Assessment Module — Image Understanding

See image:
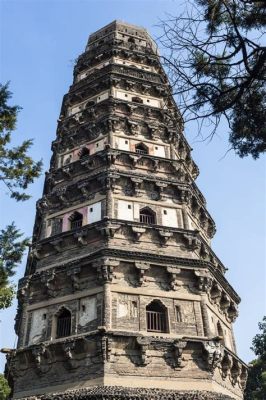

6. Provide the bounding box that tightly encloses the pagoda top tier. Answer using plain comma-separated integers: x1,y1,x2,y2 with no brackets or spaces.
86,20,158,54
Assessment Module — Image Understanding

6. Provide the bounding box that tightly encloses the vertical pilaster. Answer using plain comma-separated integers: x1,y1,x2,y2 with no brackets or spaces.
201,295,212,337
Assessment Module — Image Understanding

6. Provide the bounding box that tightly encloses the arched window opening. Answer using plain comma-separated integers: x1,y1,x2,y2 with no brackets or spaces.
139,207,156,225
128,37,135,44
78,147,90,159
56,308,71,338
69,211,83,230
132,96,143,104
217,321,224,344
146,300,168,333
135,143,148,155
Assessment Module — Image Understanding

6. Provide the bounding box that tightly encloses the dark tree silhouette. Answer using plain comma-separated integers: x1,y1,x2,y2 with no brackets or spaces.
159,0,266,158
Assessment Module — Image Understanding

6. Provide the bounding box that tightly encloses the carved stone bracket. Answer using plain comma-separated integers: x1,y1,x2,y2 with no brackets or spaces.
55,186,68,204
228,302,238,322
41,270,56,298
62,164,74,179
240,365,248,389
183,233,201,251
158,230,173,247
135,262,150,286
155,182,168,201
127,119,140,135
62,341,79,370
166,266,181,291
203,341,224,372
230,360,242,386
78,182,93,199
131,177,143,197
93,258,119,282
17,278,30,303
136,336,151,366
97,222,121,238
128,154,140,168
36,197,50,214
170,340,187,369
210,282,223,305
220,352,233,380
74,229,89,246
220,293,231,314
50,238,63,252
67,267,81,292
148,125,160,140
194,270,213,293
30,244,42,260
31,344,50,375
131,226,146,242
180,189,191,204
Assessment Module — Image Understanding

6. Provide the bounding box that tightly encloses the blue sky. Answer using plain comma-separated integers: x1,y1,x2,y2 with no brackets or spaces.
0,0,265,372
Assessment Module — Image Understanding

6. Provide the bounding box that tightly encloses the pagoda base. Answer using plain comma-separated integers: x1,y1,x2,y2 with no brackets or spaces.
15,386,234,400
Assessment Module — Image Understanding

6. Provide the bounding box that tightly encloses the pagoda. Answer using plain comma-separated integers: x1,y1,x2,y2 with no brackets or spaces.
6,21,248,400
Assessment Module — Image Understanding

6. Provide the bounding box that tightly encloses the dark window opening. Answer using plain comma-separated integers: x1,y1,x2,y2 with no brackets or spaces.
140,207,156,225
69,211,83,230
90,207,93,212
81,305,86,312
128,37,135,44
176,306,182,322
135,143,148,155
163,210,167,215
42,314,47,320
78,147,90,159
217,321,224,343
51,218,63,235
56,308,71,338
86,100,95,107
63,154,72,165
132,96,143,104
146,300,168,333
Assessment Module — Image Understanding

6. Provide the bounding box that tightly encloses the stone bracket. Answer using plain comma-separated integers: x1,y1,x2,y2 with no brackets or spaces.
136,336,151,366
166,266,181,291
135,262,150,286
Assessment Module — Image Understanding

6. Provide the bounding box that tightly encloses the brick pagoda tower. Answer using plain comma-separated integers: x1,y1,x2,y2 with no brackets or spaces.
6,21,247,400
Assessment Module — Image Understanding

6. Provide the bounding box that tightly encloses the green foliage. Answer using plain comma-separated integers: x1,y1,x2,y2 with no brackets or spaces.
160,0,266,158
0,223,29,309
0,82,42,309
0,374,11,400
244,317,266,399
0,82,42,201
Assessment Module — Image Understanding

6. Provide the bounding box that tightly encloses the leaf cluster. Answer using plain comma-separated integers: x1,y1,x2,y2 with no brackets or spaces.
0,82,42,309
0,374,11,400
159,0,266,158
0,82,42,201
0,223,29,309
244,317,266,399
